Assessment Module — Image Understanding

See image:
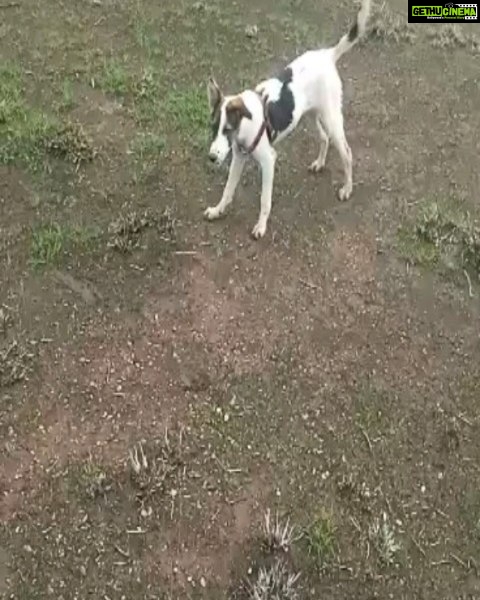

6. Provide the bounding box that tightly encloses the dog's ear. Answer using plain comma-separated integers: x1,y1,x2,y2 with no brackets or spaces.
225,96,252,130
207,77,223,114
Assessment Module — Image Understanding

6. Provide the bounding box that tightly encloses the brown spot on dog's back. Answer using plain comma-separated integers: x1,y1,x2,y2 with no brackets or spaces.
225,96,252,130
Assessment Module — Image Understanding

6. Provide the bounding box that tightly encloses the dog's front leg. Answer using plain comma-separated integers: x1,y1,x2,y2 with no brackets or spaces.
251,149,276,239
204,150,246,221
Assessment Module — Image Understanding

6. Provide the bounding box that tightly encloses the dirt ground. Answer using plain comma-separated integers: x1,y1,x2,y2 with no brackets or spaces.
1,0,479,598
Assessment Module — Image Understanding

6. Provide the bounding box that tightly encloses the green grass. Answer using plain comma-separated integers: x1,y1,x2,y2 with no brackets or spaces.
397,227,438,267
98,59,130,96
164,85,209,146
0,65,59,169
65,461,111,500
304,510,336,568
60,79,75,112
132,67,161,123
129,130,166,180
398,198,480,276
30,223,99,269
355,382,389,434
132,8,161,58
130,132,166,161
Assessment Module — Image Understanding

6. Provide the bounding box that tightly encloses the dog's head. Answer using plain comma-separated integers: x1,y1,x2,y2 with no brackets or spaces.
207,78,252,165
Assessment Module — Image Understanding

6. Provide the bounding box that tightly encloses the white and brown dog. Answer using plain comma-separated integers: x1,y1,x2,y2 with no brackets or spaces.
205,0,371,239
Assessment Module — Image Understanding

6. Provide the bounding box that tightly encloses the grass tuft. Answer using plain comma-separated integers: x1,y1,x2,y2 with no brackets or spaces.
0,306,12,337
130,131,166,161
0,340,34,388
304,509,336,568
262,509,298,553
30,223,98,269
108,207,176,253
127,429,185,505
249,560,300,600
369,512,401,566
164,86,209,146
370,2,416,43
44,121,97,165
30,224,67,267
66,461,112,500
131,5,161,58
132,67,161,123
0,65,58,169
98,59,130,96
398,198,480,277
59,79,75,112
428,24,479,51
355,381,389,434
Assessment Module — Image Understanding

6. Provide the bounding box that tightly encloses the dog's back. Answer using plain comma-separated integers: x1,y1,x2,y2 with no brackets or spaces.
256,0,371,142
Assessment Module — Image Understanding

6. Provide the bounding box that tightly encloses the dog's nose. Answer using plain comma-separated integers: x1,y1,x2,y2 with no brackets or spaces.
208,153,216,163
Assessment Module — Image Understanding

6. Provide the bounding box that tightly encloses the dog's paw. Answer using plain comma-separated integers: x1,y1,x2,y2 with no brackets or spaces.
308,158,325,173
337,184,352,202
204,206,222,220
251,221,267,239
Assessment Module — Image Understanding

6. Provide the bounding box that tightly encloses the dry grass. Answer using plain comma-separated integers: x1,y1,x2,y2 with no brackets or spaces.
0,340,34,387
108,207,176,253
0,306,13,337
44,121,97,166
369,512,401,566
128,429,186,506
249,560,300,600
428,24,480,51
262,509,298,553
369,2,416,43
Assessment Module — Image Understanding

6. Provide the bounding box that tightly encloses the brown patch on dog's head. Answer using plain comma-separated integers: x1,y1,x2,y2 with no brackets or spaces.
225,96,252,131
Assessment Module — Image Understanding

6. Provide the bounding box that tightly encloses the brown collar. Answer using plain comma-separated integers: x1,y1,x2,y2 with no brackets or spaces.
237,93,273,155
246,120,267,153
238,119,272,154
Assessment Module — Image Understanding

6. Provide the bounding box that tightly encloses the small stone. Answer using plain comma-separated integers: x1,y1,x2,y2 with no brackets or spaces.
245,24,258,38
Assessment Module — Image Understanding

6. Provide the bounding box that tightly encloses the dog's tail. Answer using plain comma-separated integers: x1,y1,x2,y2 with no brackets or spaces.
332,0,371,62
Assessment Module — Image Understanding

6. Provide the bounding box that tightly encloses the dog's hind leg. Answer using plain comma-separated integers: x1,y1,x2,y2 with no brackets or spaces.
308,115,329,173
321,105,352,201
